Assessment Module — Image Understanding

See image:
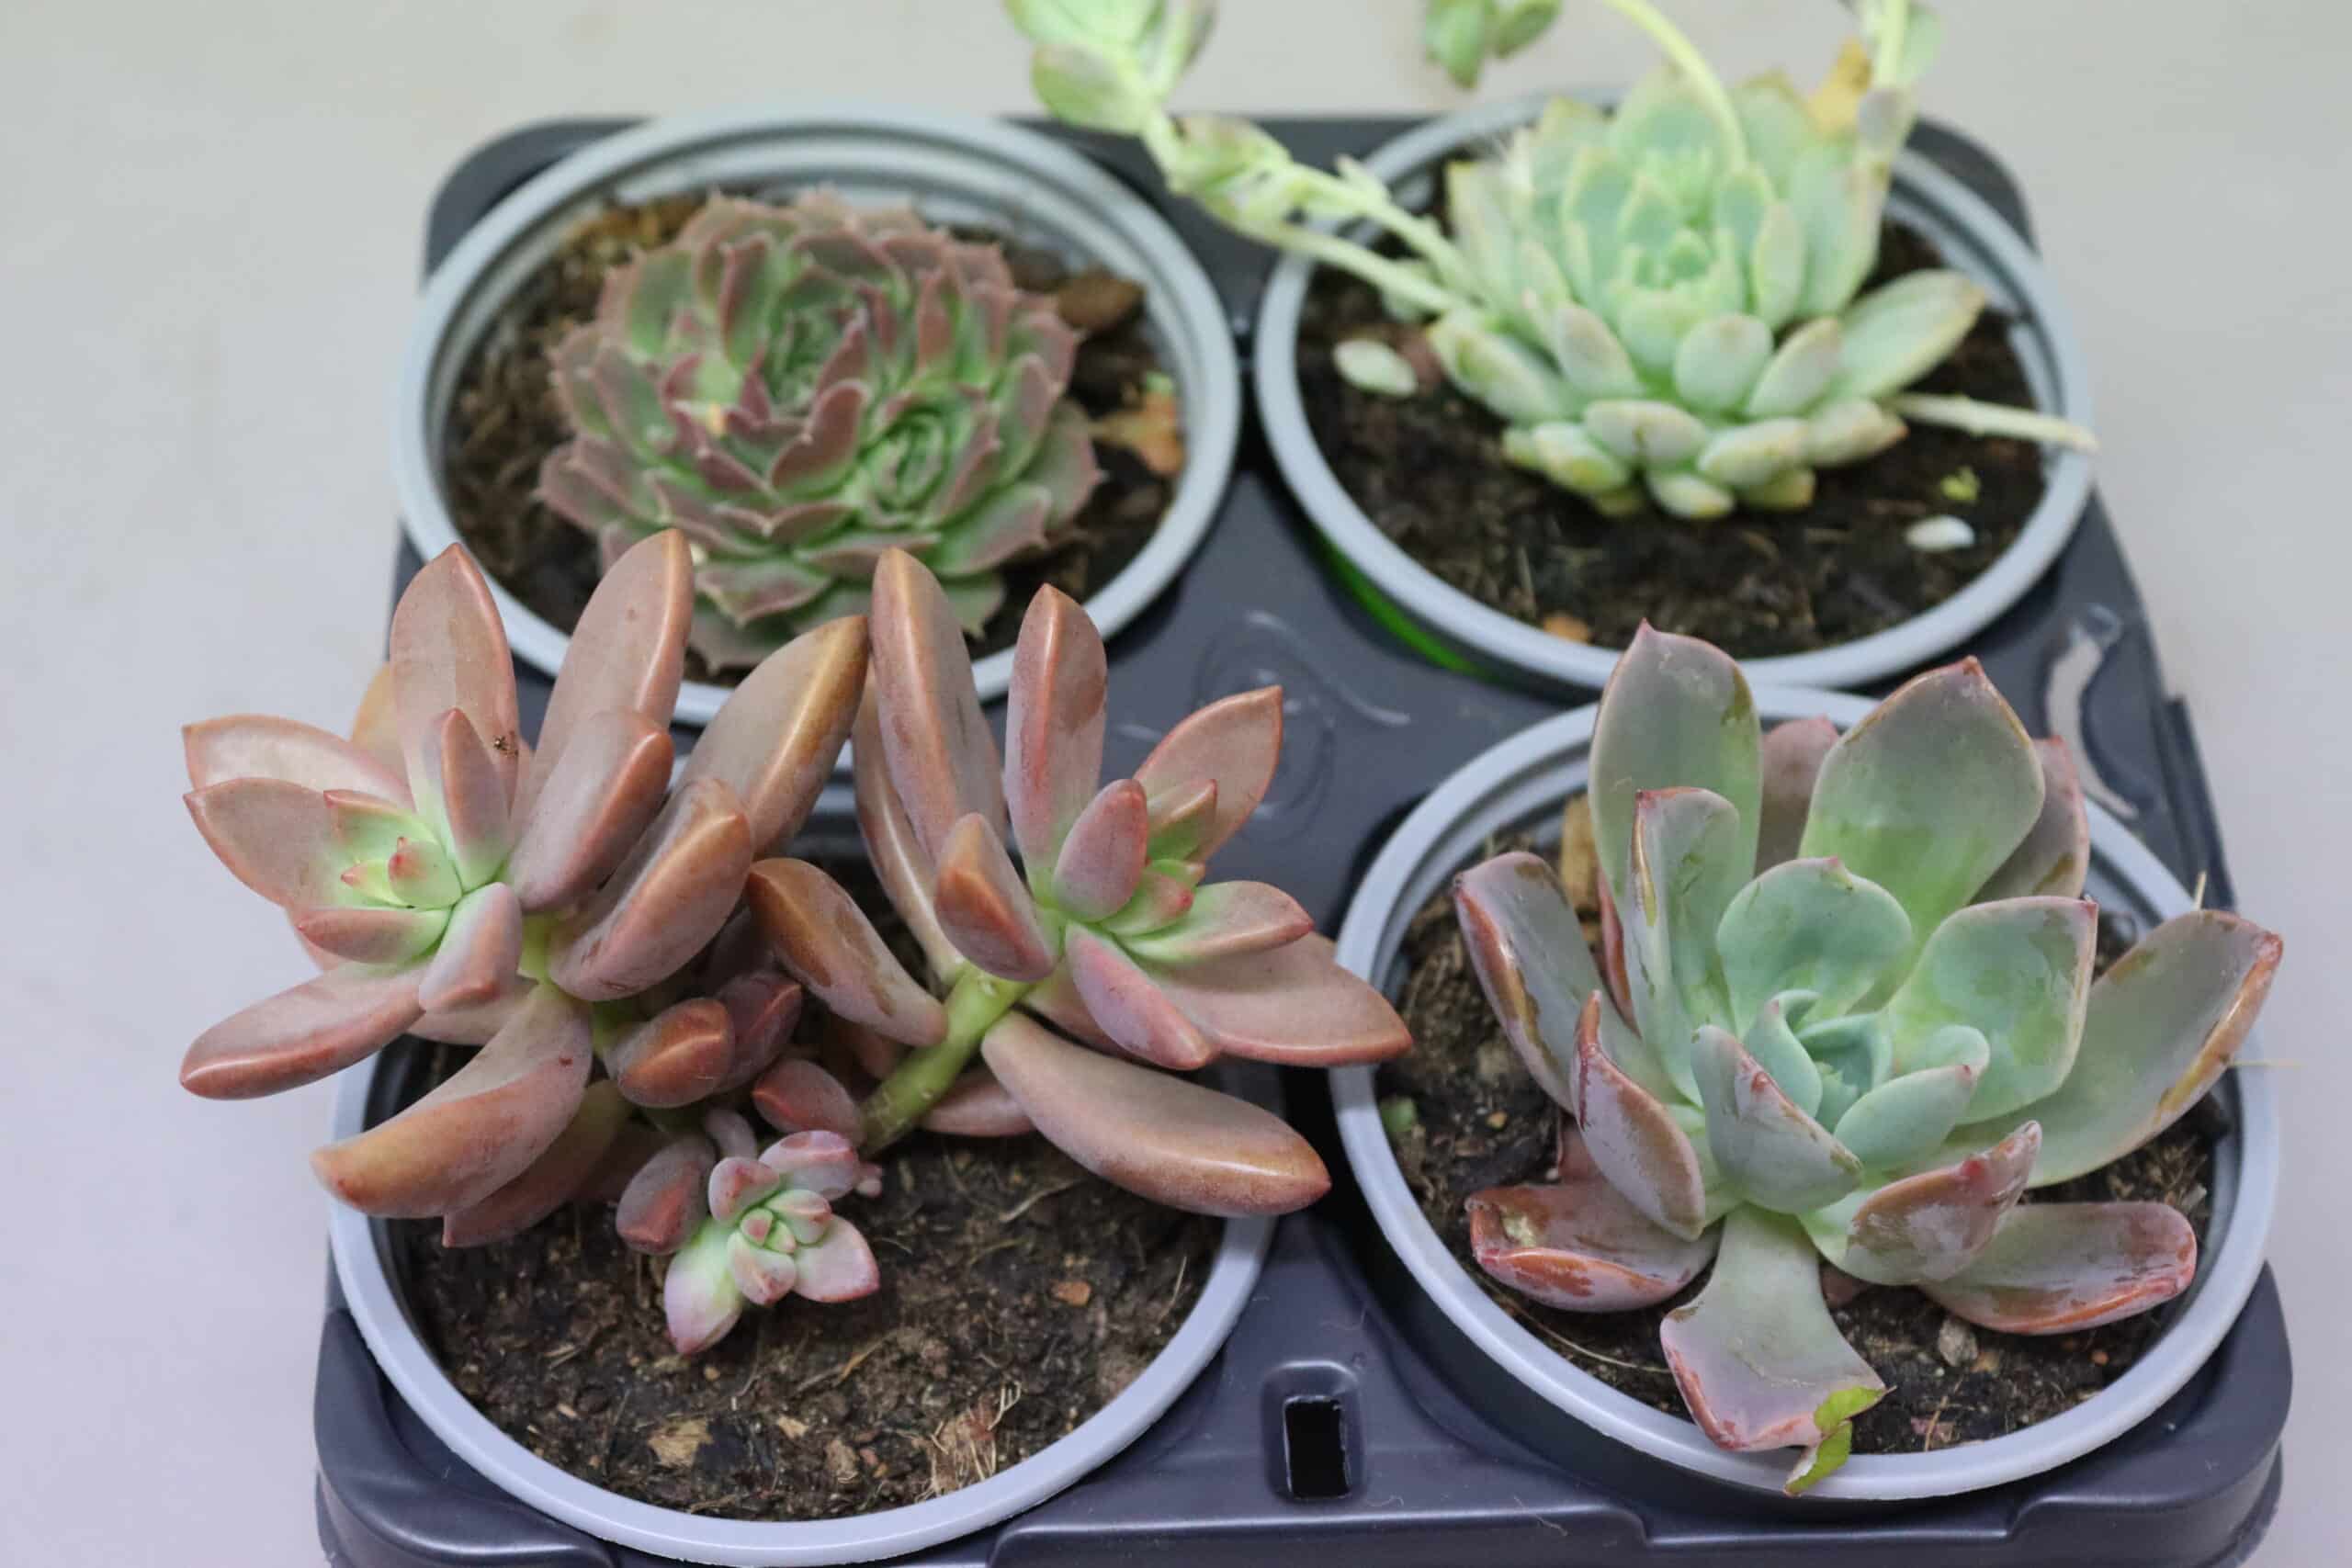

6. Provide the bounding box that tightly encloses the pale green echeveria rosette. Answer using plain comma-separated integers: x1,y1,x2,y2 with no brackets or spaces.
1450,625,2280,1490
539,190,1101,673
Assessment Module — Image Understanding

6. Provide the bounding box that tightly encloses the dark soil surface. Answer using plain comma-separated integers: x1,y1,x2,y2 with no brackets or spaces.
442,194,1174,682
1375,823,2214,1456
1298,222,2051,656
395,862,1219,1519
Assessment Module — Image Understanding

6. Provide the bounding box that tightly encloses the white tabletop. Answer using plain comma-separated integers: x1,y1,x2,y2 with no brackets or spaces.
3,3,2341,1562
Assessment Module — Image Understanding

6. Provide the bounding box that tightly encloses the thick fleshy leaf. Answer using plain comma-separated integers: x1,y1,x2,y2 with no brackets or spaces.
609,998,734,1109
349,663,403,778
677,615,866,852
1883,897,2096,1122
184,715,408,803
409,976,529,1046
933,813,1055,982
440,1082,629,1247
745,859,948,1046
922,1068,1034,1136
503,709,673,913
1832,1032,1985,1171
1589,625,1761,920
186,780,350,911
1019,961,1115,1050
1972,911,2282,1186
1740,992,1826,1118
1453,851,1664,1111
664,1220,743,1353
707,1156,785,1224
850,691,962,980
1572,995,1709,1241
549,779,752,1001
1691,1026,1861,1213
1816,1122,2041,1286
1754,716,1838,872
1143,779,1217,862
1717,858,1912,1030
1659,1207,1883,1463
714,973,803,1088
311,984,594,1217
293,906,447,966
729,1232,800,1307
1131,687,1283,860
519,530,691,821
980,1013,1329,1215
390,546,521,808
1978,739,2090,901
1798,660,2043,956
1120,883,1312,966
416,882,523,1013
1142,934,1411,1066
1005,585,1107,870
791,1219,882,1302
1921,1203,2198,1334
1826,271,1986,402
867,548,1004,860
181,963,425,1100
1065,927,1213,1069
1621,788,1747,1091
617,1133,717,1254
1468,1132,1718,1311
1052,780,1148,921
759,1130,867,1200
417,707,512,890
751,1057,863,1140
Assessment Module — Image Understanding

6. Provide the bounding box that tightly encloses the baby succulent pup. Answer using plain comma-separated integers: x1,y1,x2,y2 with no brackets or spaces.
1448,625,2279,1490
1009,0,2091,521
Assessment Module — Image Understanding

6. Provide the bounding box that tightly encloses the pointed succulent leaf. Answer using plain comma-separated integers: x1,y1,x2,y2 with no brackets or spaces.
922,1068,1035,1137
1589,625,1761,922
1118,882,1313,965
1583,400,1709,467
186,779,353,911
707,1155,785,1224
663,1219,743,1354
1131,686,1283,861
1672,314,1772,413
1831,1029,1985,1170
609,998,734,1109
1573,995,1710,1241
1754,716,1838,871
1797,1011,1893,1130
384,834,461,908
503,709,673,912
714,973,803,1087
728,1231,800,1307
851,691,962,981
1691,1026,1862,1213
441,1082,628,1247
1065,926,1214,1069
1815,1122,2040,1285
390,546,521,808
349,663,403,778
1969,911,2281,1187
1140,933,1411,1066
517,530,691,822
417,882,524,1013
1797,659,2042,955
678,616,865,853
1921,1203,2198,1334
1052,780,1149,921
1696,419,1810,489
1142,778,1217,862
980,1013,1330,1215
293,906,448,966
745,859,949,1046
1803,397,1906,466
184,714,409,803
1658,1207,1883,1470
751,1057,864,1140
1645,469,1736,520
1826,270,1986,401
1978,739,2090,901
1789,151,1880,319
1428,310,1576,424
1005,585,1109,871
1453,852,1665,1110
868,549,1006,860
760,1130,868,1201
1621,788,1747,1089
1540,304,1644,400
181,962,426,1100
791,1218,882,1303
1500,422,1633,496
1717,858,1911,1030
933,813,1056,981
1883,897,2095,1122
1742,319,1843,419
1739,991,1826,1118
311,984,593,1217
1468,1128,1720,1311
410,976,529,1046
549,779,752,1001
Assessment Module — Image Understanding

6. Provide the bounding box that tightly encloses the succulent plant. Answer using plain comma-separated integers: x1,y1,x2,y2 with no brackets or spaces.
743,548,1413,1217
1448,626,2280,1490
539,191,1102,672
1423,0,1560,88
1011,0,2091,522
182,530,870,1246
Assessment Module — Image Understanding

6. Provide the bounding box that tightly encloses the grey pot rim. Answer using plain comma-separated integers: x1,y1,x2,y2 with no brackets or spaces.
325,1047,1274,1565
1329,688,2278,1502
391,101,1242,728
1255,93,2098,693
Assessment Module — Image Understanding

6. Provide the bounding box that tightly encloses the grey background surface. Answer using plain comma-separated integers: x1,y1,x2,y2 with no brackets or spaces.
3,2,2342,1562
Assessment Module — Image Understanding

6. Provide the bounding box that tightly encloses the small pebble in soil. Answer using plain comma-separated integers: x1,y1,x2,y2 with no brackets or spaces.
1905,514,1978,552
1937,1316,1980,1369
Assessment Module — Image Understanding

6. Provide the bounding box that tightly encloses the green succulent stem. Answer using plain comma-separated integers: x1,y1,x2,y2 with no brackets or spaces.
858,964,1033,1154
1598,0,1747,168
1890,393,2099,452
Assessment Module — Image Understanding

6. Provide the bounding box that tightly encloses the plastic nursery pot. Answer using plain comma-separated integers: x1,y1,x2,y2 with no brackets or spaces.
1254,95,2098,694
392,102,1241,728
1329,693,2278,1503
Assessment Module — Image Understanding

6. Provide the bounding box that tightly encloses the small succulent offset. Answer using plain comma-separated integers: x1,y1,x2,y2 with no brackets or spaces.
1010,0,2091,522
539,191,1101,672
1423,0,1561,88
183,530,885,1347
1449,626,2280,1491
745,548,1413,1218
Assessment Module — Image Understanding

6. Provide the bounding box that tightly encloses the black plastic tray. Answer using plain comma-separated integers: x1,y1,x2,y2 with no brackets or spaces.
321,115,2285,1567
